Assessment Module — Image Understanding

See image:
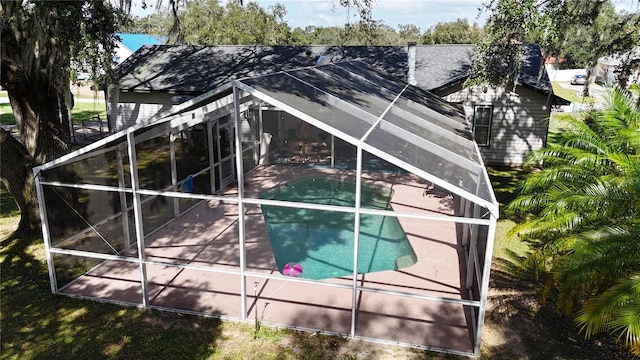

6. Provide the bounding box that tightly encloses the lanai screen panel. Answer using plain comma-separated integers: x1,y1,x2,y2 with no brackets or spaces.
364,122,480,194
370,116,492,202
240,61,493,202
324,61,470,131
392,96,470,137
285,68,398,117
324,61,409,95
309,62,478,163
380,109,477,161
240,74,374,141
400,85,468,120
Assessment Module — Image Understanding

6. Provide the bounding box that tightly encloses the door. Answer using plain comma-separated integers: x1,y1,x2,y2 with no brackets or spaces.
218,116,235,189
209,115,235,193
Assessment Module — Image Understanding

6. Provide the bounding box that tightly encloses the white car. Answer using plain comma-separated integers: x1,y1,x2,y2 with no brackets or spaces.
571,74,587,85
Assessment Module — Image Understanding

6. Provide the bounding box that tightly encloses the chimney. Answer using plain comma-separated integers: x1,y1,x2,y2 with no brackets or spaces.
407,42,417,86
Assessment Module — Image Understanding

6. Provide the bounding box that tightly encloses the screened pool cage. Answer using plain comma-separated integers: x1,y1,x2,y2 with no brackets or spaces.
34,61,498,358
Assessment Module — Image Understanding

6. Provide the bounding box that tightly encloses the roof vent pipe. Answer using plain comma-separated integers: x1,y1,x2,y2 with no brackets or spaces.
407,42,417,86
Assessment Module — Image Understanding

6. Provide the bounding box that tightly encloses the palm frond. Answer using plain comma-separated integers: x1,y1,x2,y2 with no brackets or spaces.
507,87,640,352
576,272,640,351
516,164,596,194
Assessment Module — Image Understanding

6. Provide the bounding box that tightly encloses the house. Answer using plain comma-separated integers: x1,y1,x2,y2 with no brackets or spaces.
106,44,557,166
422,44,556,165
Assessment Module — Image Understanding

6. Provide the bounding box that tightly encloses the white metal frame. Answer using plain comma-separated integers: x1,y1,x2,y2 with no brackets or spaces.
34,62,499,359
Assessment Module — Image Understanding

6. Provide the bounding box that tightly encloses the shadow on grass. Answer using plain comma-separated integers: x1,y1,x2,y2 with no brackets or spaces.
486,166,529,219
491,249,532,286
234,322,464,360
71,109,106,124
0,183,19,218
0,229,224,359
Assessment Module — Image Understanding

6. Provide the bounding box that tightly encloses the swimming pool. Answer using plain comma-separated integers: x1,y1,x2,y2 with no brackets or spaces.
260,177,417,280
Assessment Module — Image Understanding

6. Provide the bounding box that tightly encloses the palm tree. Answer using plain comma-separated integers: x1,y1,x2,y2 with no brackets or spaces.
507,88,640,354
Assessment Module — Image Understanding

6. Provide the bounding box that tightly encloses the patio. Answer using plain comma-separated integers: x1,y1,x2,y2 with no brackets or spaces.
59,165,474,353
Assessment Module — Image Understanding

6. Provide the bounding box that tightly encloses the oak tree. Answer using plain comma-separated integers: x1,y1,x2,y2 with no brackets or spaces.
470,0,639,95
1,1,123,231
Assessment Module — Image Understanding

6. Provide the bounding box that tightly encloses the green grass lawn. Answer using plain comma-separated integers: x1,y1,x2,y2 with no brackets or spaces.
0,102,15,124
486,166,531,263
551,81,596,104
0,101,106,126
1,229,224,359
0,234,453,360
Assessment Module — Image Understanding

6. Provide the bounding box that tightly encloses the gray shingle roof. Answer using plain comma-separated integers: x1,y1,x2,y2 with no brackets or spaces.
115,45,409,94
418,44,552,93
413,45,474,90
519,44,552,93
115,44,551,95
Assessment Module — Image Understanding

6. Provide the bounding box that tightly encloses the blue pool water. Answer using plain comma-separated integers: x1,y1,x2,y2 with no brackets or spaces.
260,178,417,280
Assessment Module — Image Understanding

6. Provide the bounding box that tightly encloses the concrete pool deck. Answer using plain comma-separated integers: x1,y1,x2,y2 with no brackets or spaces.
59,165,475,354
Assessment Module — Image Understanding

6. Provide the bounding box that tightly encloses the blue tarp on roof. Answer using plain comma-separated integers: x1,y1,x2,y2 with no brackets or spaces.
117,33,166,52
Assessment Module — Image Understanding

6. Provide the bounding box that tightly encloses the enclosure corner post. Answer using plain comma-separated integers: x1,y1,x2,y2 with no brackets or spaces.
473,211,498,357
350,145,364,338
330,135,335,168
126,131,149,307
33,168,58,294
254,104,262,164
233,83,248,320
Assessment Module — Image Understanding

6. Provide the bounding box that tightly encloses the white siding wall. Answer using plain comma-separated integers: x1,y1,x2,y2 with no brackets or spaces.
443,86,551,166
111,92,175,132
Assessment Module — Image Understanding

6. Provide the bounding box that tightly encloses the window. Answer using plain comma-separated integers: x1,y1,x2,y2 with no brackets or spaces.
473,105,493,147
